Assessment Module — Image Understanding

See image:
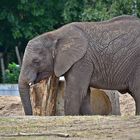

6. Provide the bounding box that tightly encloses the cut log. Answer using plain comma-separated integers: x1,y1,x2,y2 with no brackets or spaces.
45,75,59,115
90,89,121,115
90,88,112,115
30,75,59,116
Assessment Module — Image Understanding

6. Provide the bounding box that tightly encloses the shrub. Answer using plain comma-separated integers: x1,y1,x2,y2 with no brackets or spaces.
4,62,20,83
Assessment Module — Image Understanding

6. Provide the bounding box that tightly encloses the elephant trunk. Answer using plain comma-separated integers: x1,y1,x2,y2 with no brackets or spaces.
18,73,32,115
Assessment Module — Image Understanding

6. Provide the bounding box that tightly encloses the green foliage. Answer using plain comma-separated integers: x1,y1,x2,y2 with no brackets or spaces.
0,0,139,83
109,0,134,17
4,63,20,83
63,0,84,22
81,1,111,21
62,0,139,22
0,0,139,55
0,0,65,62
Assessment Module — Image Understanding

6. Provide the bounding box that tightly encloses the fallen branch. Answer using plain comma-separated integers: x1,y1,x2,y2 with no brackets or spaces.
1,132,69,138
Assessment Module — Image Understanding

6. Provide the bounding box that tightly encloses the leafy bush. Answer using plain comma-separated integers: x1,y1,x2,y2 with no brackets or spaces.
4,62,20,83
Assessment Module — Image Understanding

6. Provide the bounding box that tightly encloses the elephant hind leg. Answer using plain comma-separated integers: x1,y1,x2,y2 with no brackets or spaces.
129,67,140,115
128,89,140,115
135,98,140,115
131,92,140,115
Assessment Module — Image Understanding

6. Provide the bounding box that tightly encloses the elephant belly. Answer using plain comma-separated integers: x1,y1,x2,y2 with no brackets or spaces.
90,63,132,90
90,70,130,91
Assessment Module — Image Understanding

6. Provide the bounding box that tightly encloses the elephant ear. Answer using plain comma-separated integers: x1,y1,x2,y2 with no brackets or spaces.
54,25,88,77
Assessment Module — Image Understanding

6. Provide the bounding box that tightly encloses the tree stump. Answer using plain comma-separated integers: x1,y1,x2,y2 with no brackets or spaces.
30,75,59,116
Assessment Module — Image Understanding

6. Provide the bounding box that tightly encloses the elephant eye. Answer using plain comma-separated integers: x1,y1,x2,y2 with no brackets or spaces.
32,59,40,66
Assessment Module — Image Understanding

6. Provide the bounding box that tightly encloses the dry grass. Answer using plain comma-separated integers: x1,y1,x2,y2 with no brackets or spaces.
0,116,140,140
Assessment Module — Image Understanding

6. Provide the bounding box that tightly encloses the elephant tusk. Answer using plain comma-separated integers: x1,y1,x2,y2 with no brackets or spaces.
29,82,33,86
47,77,51,92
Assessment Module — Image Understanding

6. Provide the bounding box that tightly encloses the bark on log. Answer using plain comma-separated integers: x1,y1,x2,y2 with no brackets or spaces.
30,75,59,116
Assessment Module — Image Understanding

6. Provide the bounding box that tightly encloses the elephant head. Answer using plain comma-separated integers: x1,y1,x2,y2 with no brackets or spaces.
18,24,88,115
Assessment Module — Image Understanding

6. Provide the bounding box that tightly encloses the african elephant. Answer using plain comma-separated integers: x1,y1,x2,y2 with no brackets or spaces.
19,15,140,115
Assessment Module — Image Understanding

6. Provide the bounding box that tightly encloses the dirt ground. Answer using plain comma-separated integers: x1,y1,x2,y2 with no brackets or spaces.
119,93,135,116
0,93,139,140
0,96,24,116
0,93,136,116
0,116,140,140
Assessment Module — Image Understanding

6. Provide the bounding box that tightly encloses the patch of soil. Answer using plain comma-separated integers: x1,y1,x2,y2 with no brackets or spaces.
0,116,140,140
0,93,135,116
119,93,135,115
0,96,24,116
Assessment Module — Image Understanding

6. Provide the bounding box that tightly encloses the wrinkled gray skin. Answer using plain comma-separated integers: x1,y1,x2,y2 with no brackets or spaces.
19,15,140,115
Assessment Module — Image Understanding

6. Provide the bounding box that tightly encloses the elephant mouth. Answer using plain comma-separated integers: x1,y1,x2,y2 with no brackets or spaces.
29,71,52,86
36,71,52,83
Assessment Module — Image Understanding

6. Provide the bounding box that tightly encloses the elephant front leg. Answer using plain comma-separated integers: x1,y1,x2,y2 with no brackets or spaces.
80,88,92,115
64,76,87,115
64,88,81,115
64,59,93,115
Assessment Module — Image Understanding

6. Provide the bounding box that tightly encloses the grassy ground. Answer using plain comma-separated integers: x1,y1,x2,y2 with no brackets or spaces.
0,115,140,140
